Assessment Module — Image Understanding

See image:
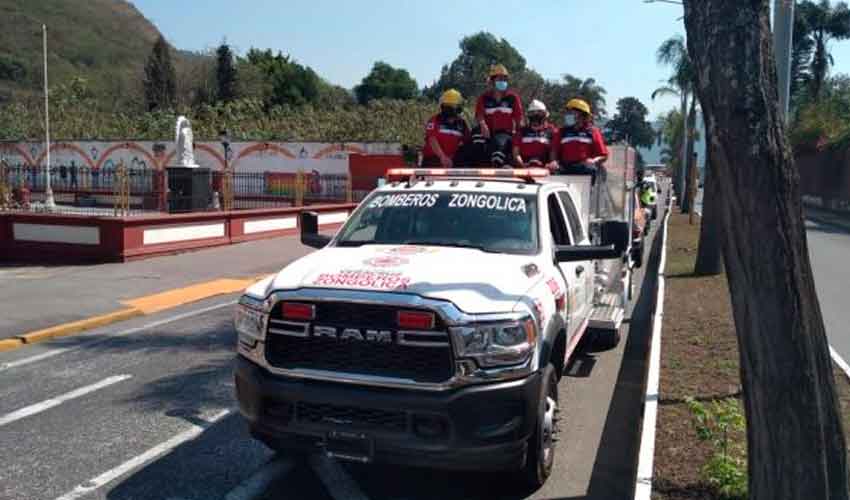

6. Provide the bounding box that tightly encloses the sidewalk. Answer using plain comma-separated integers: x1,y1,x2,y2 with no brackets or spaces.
0,234,312,343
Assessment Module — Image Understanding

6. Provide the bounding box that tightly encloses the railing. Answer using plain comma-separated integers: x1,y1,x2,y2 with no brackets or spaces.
0,162,376,216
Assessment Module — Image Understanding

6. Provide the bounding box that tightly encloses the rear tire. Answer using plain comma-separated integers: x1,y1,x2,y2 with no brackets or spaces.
518,364,559,490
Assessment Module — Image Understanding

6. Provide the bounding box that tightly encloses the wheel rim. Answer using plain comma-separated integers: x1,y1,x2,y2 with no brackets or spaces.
541,392,558,467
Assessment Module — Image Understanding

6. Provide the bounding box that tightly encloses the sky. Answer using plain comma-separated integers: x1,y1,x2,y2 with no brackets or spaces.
133,0,850,123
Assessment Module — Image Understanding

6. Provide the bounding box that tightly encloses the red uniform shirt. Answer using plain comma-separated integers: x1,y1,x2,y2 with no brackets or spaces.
422,114,470,160
554,126,608,164
513,124,556,163
475,90,524,133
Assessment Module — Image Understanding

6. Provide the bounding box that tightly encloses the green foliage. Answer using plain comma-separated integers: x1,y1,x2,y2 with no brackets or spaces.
0,95,434,145
243,49,321,108
539,75,607,121
606,97,655,148
796,1,850,100
216,42,238,103
0,55,26,82
354,62,418,105
425,32,544,105
686,397,748,499
144,35,177,111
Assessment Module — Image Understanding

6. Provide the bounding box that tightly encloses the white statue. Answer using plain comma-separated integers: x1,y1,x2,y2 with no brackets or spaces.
175,116,198,168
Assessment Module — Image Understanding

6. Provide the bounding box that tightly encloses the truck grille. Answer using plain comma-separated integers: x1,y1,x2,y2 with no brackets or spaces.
264,302,455,384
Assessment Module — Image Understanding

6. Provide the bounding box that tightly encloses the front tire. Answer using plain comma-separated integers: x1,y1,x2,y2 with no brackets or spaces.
519,364,559,490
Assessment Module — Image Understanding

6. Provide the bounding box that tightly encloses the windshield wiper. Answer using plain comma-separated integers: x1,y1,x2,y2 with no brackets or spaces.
402,240,495,253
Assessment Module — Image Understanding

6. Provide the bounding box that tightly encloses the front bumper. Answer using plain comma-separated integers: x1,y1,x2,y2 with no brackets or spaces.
234,355,541,471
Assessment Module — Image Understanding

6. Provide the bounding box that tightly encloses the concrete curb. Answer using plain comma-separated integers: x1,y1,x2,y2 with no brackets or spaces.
633,193,672,500
16,308,143,344
4,274,270,352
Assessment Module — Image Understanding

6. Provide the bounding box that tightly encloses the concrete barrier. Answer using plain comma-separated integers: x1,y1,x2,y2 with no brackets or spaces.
0,203,356,263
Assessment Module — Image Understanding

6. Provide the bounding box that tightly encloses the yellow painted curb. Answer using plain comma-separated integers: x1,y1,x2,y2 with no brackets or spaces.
17,308,143,344
122,278,256,315
2,275,270,353
0,338,24,352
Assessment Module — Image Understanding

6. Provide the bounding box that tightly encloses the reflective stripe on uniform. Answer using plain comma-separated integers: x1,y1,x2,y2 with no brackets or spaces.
522,137,551,144
561,136,593,144
485,107,514,114
438,128,463,137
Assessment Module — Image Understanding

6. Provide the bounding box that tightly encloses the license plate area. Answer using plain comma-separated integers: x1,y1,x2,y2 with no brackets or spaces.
324,431,374,463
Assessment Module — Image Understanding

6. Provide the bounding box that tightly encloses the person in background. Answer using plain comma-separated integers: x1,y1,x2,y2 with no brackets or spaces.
553,98,608,176
475,64,524,167
513,99,558,170
420,89,470,168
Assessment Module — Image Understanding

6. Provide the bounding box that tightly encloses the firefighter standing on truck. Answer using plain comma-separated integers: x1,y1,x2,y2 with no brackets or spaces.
475,64,524,167
421,89,470,168
553,98,608,176
513,99,558,170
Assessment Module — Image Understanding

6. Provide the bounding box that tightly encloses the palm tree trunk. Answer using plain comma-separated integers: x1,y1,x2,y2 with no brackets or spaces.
681,93,698,213
683,1,848,499
678,92,689,205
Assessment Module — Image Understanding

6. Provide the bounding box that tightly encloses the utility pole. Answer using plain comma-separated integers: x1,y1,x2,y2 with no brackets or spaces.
42,24,55,210
773,0,795,122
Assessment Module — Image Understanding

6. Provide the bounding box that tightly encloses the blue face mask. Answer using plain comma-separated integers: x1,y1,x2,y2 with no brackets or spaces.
494,80,508,92
564,113,578,127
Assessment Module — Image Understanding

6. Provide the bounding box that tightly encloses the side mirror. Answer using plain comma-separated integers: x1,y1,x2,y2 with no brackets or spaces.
300,211,332,249
600,221,630,256
556,244,621,262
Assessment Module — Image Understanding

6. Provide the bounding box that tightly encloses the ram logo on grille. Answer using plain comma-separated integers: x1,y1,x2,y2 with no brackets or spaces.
313,326,394,343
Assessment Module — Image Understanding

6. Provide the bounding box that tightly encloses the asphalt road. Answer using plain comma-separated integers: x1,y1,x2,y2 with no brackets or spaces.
807,218,850,361
0,212,664,500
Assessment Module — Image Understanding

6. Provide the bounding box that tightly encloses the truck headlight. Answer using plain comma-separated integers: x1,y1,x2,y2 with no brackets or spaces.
234,295,268,347
450,318,537,367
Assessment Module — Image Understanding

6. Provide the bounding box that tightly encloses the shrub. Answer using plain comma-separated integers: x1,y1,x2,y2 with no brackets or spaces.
686,396,748,499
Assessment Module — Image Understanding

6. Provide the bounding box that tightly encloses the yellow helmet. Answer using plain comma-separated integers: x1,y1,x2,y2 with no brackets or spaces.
488,64,510,79
566,98,591,116
439,88,463,107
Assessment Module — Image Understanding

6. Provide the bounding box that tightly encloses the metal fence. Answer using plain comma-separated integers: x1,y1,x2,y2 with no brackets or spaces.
0,163,163,216
0,162,374,216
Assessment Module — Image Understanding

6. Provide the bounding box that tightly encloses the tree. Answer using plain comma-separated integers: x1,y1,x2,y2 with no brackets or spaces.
693,125,722,275
683,2,848,499
143,35,176,111
216,42,238,103
606,97,655,147
354,62,418,105
791,8,815,103
797,0,850,100
540,75,608,121
653,34,695,208
244,49,320,107
426,32,535,101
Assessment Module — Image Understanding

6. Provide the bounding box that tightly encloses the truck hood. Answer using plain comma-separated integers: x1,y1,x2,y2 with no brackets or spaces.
266,244,545,314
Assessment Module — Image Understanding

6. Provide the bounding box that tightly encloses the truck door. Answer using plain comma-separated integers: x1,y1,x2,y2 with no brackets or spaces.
546,193,585,339
557,190,592,321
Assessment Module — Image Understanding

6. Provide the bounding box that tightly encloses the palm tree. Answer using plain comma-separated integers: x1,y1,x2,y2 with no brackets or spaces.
653,35,695,208
541,75,608,121
797,0,850,99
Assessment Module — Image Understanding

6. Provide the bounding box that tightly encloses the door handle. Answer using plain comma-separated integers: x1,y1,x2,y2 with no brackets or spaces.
576,266,585,277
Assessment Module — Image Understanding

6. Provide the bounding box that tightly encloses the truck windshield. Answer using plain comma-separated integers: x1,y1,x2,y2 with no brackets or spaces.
336,190,539,254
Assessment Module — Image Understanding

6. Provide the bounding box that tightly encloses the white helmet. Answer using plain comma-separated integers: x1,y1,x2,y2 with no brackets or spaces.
527,99,548,116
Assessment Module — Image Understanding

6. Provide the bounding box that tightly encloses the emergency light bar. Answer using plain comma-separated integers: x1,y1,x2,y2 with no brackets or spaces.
385,168,550,183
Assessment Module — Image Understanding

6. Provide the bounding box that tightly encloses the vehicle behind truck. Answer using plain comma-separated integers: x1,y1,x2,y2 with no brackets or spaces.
233,146,640,488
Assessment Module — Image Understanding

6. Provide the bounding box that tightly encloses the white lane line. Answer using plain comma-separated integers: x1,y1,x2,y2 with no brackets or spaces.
634,204,671,500
54,408,232,500
830,346,850,381
0,374,132,427
224,456,294,500
310,453,371,500
0,300,236,372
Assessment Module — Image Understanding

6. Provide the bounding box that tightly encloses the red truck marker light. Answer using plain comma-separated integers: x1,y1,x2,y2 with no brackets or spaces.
397,310,435,330
281,302,315,320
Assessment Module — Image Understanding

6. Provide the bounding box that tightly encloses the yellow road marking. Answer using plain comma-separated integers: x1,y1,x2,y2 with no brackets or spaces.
3,275,273,352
